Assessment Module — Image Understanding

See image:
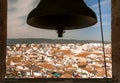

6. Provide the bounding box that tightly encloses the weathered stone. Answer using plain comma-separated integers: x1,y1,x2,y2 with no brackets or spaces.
0,0,7,82
0,0,120,82
112,0,120,82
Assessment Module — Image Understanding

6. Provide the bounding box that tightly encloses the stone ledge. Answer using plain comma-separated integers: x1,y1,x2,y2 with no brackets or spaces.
5,78,115,83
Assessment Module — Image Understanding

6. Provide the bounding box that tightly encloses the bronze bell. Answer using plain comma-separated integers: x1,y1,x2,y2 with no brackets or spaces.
27,0,97,37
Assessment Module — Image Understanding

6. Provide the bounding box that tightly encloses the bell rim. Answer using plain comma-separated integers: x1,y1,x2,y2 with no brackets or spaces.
27,14,97,30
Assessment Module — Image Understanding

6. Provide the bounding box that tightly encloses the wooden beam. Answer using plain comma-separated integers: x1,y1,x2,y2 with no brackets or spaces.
0,0,7,82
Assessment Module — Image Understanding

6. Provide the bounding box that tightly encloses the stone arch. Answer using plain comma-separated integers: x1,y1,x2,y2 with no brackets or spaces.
1,0,120,82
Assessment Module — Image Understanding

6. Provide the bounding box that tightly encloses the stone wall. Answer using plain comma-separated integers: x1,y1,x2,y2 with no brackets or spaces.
112,0,120,82
0,0,120,83
0,0,7,82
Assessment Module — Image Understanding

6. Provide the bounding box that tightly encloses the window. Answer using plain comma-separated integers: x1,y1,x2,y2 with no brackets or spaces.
5,0,113,82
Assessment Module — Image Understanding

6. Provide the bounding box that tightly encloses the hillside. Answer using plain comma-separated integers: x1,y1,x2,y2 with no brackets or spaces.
7,38,111,45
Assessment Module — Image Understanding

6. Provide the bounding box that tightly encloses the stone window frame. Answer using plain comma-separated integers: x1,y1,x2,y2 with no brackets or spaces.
0,0,120,83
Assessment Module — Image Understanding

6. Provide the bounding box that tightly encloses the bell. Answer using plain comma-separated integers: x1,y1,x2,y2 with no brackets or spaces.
27,0,97,37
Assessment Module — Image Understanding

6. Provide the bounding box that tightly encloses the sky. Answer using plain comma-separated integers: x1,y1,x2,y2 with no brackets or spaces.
7,0,111,41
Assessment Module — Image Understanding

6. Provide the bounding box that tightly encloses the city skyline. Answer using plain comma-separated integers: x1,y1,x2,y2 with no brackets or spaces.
7,0,111,41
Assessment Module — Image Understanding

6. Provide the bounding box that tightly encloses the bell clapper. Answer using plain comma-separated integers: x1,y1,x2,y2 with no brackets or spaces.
57,18,65,37
57,26,65,37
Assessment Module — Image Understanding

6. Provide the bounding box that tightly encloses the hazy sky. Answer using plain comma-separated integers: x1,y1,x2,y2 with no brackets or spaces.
7,0,111,41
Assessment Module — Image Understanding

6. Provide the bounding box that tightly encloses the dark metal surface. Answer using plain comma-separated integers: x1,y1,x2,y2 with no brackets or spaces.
27,0,97,37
